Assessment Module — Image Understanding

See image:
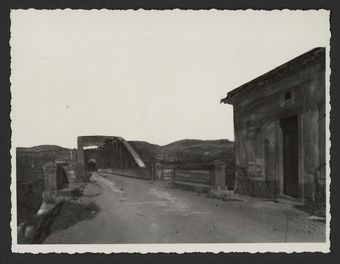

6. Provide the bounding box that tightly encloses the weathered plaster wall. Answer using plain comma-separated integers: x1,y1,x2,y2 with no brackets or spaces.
231,52,325,203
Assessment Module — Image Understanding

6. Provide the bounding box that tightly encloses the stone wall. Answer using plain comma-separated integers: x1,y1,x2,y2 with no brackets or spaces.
154,161,226,193
174,169,211,184
227,48,326,205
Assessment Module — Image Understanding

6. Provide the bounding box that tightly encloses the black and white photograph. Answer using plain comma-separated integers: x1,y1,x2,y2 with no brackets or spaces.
10,9,330,253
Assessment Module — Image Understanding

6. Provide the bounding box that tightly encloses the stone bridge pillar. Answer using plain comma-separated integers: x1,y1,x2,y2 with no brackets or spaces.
43,161,58,192
77,136,86,182
212,160,226,193
41,161,69,205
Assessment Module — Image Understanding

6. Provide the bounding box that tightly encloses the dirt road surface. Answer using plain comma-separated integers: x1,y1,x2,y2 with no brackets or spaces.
43,172,325,244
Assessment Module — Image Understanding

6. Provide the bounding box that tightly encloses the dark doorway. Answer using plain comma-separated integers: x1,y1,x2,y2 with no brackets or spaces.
280,115,299,198
56,164,69,189
87,159,97,172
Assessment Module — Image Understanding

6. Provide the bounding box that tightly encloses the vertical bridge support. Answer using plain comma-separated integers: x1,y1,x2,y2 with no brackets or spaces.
77,136,86,182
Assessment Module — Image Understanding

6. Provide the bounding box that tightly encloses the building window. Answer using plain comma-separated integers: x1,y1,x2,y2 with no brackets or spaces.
280,90,294,106
284,91,292,101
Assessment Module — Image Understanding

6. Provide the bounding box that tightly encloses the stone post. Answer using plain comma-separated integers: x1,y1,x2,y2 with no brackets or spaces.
42,161,58,203
212,160,226,192
43,161,58,192
154,162,163,180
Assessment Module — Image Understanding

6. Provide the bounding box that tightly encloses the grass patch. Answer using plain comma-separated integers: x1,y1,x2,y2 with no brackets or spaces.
49,201,100,235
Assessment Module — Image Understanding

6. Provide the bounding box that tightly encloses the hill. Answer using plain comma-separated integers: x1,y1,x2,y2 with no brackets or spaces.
16,139,234,167
128,141,161,163
128,139,234,165
162,139,232,151
16,145,74,183
17,144,70,153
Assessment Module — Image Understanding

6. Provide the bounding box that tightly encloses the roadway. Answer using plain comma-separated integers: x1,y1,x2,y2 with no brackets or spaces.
43,172,325,244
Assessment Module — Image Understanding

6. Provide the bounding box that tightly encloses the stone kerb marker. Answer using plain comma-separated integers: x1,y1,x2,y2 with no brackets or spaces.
213,160,227,193
43,161,58,192
41,161,60,205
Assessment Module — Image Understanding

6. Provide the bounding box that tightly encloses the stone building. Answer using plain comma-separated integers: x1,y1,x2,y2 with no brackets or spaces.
221,48,326,206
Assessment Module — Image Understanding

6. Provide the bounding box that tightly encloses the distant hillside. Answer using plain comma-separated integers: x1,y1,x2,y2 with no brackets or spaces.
16,145,74,183
128,141,161,163
17,145,73,165
160,139,234,164
16,139,234,170
17,145,71,153
162,139,232,151
128,139,234,165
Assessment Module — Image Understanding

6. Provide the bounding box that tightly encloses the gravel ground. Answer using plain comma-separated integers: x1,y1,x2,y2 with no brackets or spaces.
43,172,326,244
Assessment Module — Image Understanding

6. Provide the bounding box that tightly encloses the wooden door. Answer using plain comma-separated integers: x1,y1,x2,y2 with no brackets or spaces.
281,115,299,198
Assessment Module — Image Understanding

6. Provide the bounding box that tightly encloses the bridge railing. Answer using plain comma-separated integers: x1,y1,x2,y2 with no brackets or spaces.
153,160,226,193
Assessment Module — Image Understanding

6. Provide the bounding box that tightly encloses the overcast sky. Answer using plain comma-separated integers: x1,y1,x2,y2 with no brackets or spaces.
10,10,329,148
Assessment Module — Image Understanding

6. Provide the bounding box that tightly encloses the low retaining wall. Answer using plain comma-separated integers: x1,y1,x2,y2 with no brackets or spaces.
155,160,226,193
154,164,175,180
174,169,210,184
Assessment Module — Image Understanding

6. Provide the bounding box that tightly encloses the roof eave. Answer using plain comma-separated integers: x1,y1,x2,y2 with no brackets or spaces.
220,94,235,105
219,47,325,106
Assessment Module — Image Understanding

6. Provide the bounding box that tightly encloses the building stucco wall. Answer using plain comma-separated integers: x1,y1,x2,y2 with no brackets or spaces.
227,48,325,204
